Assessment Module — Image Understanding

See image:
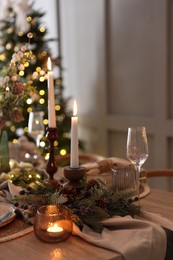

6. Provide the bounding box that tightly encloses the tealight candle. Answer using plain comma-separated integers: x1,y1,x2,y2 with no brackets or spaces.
47,223,63,233
34,205,72,243
70,100,79,168
47,57,56,128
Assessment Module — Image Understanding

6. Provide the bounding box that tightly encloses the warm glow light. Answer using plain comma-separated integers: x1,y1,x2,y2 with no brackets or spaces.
43,119,48,125
39,90,45,95
47,223,63,233
73,100,77,116
27,107,32,113
41,51,47,56
24,62,29,67
18,32,23,37
26,98,32,105
13,139,18,144
50,249,62,259
55,105,60,111
36,67,41,72
39,98,45,104
45,153,49,160
40,141,45,147
19,71,24,76
54,141,58,146
27,16,32,22
40,27,46,32
10,126,15,132
60,149,66,156
39,76,45,82
47,57,52,71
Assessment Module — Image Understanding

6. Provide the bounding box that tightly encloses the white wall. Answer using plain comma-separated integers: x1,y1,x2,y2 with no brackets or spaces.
30,0,58,57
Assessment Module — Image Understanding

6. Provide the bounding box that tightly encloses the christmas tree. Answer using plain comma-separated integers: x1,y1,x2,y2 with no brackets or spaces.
0,0,75,157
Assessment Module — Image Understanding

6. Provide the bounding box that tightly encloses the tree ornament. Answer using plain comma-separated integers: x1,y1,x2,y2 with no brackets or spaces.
27,32,33,39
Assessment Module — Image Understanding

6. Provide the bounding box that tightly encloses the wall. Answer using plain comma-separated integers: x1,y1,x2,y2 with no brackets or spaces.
60,0,173,191
31,0,58,57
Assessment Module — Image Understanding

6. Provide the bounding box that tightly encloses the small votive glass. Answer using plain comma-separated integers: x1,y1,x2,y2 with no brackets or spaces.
34,205,72,243
112,165,137,193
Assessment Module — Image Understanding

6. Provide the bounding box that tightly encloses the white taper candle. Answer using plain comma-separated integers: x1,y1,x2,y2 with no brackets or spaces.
70,100,79,168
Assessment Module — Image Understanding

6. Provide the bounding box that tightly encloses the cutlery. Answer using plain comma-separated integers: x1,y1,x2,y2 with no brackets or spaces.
0,211,12,222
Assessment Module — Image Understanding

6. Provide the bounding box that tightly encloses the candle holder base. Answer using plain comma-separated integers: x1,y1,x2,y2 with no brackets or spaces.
46,127,58,180
63,166,86,188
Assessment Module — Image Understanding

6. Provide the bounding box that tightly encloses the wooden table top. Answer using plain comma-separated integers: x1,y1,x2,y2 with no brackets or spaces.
0,188,173,260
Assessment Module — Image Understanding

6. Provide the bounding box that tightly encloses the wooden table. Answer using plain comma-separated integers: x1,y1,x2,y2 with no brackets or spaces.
1,188,173,260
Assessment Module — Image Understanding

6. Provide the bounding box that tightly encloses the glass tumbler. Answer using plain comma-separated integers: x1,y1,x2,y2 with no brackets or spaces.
112,165,137,193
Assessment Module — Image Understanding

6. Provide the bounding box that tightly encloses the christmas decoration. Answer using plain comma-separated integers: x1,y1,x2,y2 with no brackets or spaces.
12,176,141,233
0,0,77,157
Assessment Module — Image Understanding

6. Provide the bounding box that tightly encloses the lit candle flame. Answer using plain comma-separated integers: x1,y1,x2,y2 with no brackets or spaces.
47,223,63,233
73,100,77,116
47,57,52,71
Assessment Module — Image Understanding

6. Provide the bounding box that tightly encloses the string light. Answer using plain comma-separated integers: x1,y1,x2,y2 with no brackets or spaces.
39,90,45,95
27,16,32,22
6,43,13,50
39,98,45,104
24,62,29,67
12,139,18,144
43,119,48,125
0,54,6,61
7,27,13,34
39,27,45,32
60,149,67,156
41,51,47,56
27,107,32,113
18,32,24,37
54,141,58,146
26,98,32,105
40,141,45,147
19,71,24,76
45,153,49,160
56,79,61,85
55,105,61,111
10,126,15,132
36,67,41,72
39,76,45,82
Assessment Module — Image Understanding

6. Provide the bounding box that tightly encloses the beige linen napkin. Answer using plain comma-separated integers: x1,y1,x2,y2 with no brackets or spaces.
73,215,166,260
0,180,21,202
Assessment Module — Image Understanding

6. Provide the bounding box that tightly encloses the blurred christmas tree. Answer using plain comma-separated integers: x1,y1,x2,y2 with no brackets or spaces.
0,0,78,156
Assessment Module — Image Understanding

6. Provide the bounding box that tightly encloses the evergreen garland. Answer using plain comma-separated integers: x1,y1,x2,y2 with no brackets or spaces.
12,177,141,233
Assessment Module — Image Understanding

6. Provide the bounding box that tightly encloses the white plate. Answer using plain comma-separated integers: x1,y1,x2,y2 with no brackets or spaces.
0,202,16,227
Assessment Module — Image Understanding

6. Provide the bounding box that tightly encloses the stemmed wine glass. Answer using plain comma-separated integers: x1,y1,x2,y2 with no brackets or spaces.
28,111,45,147
26,111,45,162
126,126,149,199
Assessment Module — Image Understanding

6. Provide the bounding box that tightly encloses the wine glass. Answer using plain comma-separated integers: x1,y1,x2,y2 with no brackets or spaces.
126,126,149,199
26,111,45,162
28,111,45,147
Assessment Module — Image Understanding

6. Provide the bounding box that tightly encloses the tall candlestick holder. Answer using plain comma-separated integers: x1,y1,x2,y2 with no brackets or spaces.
46,127,58,180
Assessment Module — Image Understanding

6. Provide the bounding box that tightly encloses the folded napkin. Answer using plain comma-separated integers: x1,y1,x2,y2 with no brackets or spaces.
0,180,21,202
73,215,166,260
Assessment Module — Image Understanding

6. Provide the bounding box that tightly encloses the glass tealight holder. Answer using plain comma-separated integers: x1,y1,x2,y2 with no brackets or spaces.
34,205,72,243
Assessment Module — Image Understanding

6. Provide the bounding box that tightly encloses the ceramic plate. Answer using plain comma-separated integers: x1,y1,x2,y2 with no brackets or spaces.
0,202,16,227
